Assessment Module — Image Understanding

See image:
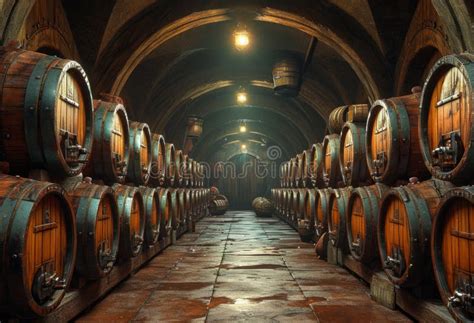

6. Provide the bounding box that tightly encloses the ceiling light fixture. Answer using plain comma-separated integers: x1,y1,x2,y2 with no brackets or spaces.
239,125,247,133
234,26,250,51
236,91,247,104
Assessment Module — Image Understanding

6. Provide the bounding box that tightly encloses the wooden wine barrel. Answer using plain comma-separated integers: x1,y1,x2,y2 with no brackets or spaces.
280,162,288,188
89,99,129,184
299,150,312,188
327,187,351,249
149,134,166,187
366,91,429,185
272,58,300,97
165,143,176,187
309,143,324,188
138,187,161,246
209,198,229,215
295,188,307,221
431,186,474,321
328,105,349,134
288,158,298,188
295,153,304,188
187,158,195,188
112,184,145,259
346,183,388,263
0,47,93,178
322,134,342,188
0,174,76,317
288,189,299,223
127,122,152,186
184,189,192,223
314,188,332,240
300,189,316,241
158,188,172,238
176,188,188,227
167,189,180,230
281,189,288,217
65,179,119,280
378,179,454,287
419,54,474,184
339,122,371,187
347,104,369,123
174,150,184,187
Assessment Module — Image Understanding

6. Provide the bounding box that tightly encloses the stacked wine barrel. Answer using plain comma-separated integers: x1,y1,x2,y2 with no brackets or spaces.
271,53,474,321
0,47,210,319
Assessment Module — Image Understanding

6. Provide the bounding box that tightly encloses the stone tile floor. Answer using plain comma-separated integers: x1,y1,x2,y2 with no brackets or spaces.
77,211,411,322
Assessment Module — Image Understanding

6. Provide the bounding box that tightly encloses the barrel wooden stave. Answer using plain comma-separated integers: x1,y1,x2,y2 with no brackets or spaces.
165,143,176,187
328,105,349,134
322,134,342,188
89,99,129,184
309,143,324,188
347,104,369,123
431,186,474,321
127,122,152,186
138,186,161,246
419,54,474,184
0,174,76,317
0,48,93,178
314,188,332,240
158,188,172,238
149,133,166,187
327,187,351,249
112,184,145,259
346,184,387,263
378,179,453,287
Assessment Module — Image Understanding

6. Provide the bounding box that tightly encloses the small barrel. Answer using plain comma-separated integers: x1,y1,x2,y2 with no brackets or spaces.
165,143,176,187
253,197,274,217
327,187,351,249
366,91,429,185
158,188,172,238
0,47,93,178
127,122,152,186
89,98,129,184
314,188,332,240
309,143,324,188
174,150,184,187
138,187,161,246
346,184,388,263
347,104,369,123
378,179,454,287
339,122,370,187
112,184,145,259
0,174,76,317
272,57,301,97
419,54,474,184
65,180,119,280
328,105,349,134
431,186,474,322
322,134,342,188
149,134,166,187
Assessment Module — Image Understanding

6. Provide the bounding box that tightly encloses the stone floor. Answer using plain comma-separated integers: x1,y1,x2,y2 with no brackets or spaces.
77,211,410,322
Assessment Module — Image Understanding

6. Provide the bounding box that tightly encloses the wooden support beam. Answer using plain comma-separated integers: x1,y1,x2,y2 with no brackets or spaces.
302,36,318,73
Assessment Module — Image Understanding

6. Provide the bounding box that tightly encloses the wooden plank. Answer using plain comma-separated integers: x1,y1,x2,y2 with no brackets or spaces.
395,288,454,323
343,254,375,284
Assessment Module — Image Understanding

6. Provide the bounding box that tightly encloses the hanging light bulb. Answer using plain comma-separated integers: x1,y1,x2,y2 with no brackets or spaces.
239,124,247,133
234,26,250,51
241,144,247,150
236,90,247,104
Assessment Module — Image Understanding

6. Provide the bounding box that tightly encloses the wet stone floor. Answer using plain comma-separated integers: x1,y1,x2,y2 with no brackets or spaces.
77,211,410,322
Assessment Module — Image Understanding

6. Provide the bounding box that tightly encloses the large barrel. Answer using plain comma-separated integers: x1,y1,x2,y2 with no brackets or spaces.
328,105,349,134
272,57,300,97
209,194,229,215
281,189,289,218
176,188,188,227
347,104,369,123
366,91,429,185
187,158,195,187
419,54,474,184
65,179,119,279
295,153,304,188
327,187,351,249
309,143,324,188
89,98,129,184
127,122,151,186
339,122,370,187
314,188,332,240
301,189,316,237
378,179,453,287
295,188,306,221
431,186,474,322
158,188,172,238
138,187,161,246
322,134,342,188
165,143,176,187
288,189,298,223
149,134,166,187
174,150,184,187
299,150,313,188
280,162,288,187
0,47,93,178
346,184,387,263
112,184,145,259
0,174,76,317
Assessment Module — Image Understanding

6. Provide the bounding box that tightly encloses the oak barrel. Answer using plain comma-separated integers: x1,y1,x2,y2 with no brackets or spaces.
177,188,188,227
322,134,342,188
158,188,172,238
149,134,166,187
299,189,316,241
0,47,93,178
138,187,161,246
112,184,145,259
165,143,176,187
174,150,184,187
419,54,474,184
347,104,369,123
209,194,229,215
339,122,371,187
65,179,119,280
89,98,129,184
378,179,453,287
328,105,349,134
272,58,300,97
314,188,332,240
0,174,76,317
366,91,429,184
127,122,152,186
309,143,324,188
327,187,351,249
431,186,474,321
346,183,387,263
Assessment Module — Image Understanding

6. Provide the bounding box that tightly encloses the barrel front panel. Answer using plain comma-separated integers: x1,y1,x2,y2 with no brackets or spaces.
381,195,411,278
341,129,354,183
111,111,127,174
349,194,365,254
140,132,150,174
94,195,115,265
25,194,67,305
130,195,142,243
427,66,470,172
369,107,391,178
